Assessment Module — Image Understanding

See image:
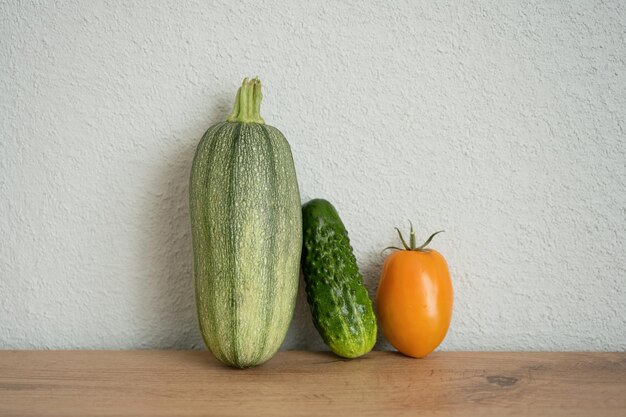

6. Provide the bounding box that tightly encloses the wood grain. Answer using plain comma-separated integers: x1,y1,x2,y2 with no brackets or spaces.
0,351,624,417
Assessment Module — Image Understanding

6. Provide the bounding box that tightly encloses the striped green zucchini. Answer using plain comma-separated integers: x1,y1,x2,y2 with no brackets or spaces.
190,78,302,368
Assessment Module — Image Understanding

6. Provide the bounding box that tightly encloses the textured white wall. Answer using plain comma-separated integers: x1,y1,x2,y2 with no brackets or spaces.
1,0,625,351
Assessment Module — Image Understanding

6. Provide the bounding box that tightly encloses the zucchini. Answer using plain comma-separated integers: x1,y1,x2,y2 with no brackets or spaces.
190,78,302,368
301,199,377,358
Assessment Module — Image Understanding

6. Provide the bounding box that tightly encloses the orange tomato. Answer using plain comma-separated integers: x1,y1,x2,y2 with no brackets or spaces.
376,227,453,358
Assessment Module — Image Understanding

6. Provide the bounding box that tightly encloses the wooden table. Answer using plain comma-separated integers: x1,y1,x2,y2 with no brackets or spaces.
1,351,624,416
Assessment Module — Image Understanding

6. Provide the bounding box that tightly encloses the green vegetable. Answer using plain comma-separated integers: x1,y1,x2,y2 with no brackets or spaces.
301,199,377,358
190,78,302,368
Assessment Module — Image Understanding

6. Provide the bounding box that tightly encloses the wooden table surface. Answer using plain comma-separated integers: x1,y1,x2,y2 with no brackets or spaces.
0,351,624,417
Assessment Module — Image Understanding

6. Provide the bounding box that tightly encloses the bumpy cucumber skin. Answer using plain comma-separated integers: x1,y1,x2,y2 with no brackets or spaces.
301,199,377,358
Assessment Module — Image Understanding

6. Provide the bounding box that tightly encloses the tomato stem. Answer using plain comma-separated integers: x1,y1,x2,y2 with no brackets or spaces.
409,221,416,249
416,230,445,251
391,226,445,252
394,228,410,250
381,246,403,255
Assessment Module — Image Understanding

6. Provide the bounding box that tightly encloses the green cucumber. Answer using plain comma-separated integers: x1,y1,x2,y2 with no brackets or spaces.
301,199,377,358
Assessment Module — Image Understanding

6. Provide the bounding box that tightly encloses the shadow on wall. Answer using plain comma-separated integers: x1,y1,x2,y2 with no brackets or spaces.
284,271,327,351
137,96,231,349
360,252,391,351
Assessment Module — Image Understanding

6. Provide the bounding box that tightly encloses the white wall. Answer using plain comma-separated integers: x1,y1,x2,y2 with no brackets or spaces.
1,0,625,351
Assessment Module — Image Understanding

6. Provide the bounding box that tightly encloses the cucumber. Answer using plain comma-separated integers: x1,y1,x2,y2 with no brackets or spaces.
301,199,377,358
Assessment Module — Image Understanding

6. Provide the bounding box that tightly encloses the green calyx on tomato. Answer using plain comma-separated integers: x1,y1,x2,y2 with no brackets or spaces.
384,222,444,252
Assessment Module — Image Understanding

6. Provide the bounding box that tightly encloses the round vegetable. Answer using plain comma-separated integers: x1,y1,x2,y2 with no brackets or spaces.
376,225,452,358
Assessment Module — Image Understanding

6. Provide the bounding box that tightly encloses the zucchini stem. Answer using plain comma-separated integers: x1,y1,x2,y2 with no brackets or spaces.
227,77,265,124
